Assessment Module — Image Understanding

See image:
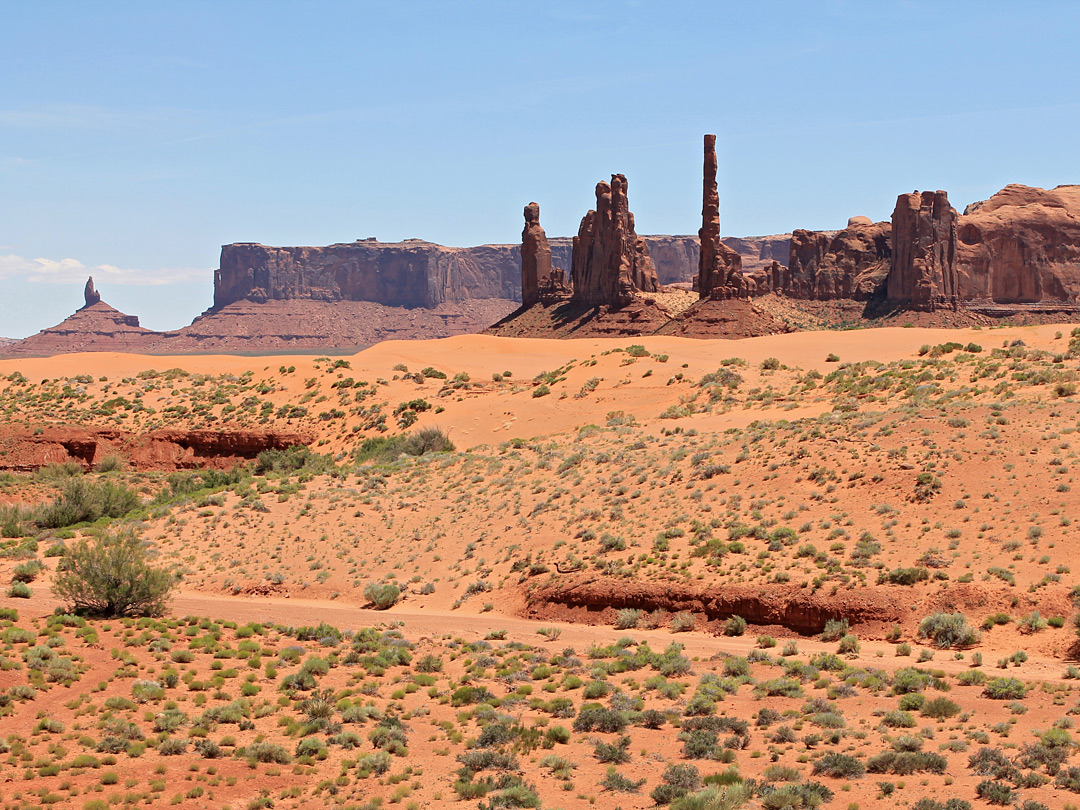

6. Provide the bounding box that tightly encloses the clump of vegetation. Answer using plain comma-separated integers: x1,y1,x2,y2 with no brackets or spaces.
918,612,980,649
52,527,176,616
35,477,141,529
355,427,454,462
363,581,401,609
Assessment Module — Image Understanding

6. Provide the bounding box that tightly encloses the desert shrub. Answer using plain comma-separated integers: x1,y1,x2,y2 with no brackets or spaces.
355,427,455,463
593,736,631,764
158,738,186,755
573,704,627,733
362,582,401,609
899,693,925,711
651,763,701,805
758,782,834,810
881,711,917,728
975,780,1012,805
600,767,645,793
671,783,752,810
52,527,176,617
1017,611,1048,634
866,750,947,775
10,560,42,583
614,608,641,629
837,634,860,654
983,677,1027,700
35,477,141,528
921,696,961,719
671,611,696,632
911,800,972,810
758,678,803,698
918,612,980,648
245,741,290,764
819,619,849,642
878,566,930,586
254,445,330,476
723,615,747,637
94,454,126,473
7,581,30,598
1056,765,1080,792
892,667,931,694
812,752,865,778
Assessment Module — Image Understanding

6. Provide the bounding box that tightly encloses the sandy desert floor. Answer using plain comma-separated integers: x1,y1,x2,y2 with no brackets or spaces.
3,325,1080,810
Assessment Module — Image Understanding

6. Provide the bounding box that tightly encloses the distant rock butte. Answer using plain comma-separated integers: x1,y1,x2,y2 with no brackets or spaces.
4,290,157,356
214,239,521,310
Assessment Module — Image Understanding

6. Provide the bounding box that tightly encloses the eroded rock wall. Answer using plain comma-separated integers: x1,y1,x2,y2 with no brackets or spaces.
570,174,659,307
782,218,891,301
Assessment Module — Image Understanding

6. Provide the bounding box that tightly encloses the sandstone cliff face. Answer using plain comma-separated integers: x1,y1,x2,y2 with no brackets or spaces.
520,202,553,307
783,219,890,301
213,239,521,311
570,174,659,307
888,190,959,311
722,235,790,276
0,425,314,472
956,184,1080,304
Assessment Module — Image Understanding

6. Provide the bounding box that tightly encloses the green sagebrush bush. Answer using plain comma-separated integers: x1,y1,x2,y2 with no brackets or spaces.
52,527,176,617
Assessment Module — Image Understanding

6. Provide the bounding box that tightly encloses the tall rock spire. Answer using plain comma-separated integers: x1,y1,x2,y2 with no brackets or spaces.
520,202,553,307
83,276,101,308
695,135,746,299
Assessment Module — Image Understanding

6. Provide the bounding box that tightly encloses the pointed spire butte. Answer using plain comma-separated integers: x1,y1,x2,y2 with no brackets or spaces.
83,276,101,308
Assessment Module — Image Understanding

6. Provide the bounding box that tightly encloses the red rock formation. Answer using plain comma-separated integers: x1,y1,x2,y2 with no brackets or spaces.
158,298,516,352
570,174,659,307
83,276,101,307
956,184,1080,304
214,238,521,310
722,234,791,277
888,190,959,311
0,425,313,472
782,218,890,300
696,134,752,299
520,202,555,307
3,299,157,357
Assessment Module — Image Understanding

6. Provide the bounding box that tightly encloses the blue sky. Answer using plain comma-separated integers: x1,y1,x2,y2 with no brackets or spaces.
2,1,1078,337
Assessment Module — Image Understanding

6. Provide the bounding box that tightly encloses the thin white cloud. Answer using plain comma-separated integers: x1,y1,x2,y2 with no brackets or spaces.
0,104,177,131
0,254,204,286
